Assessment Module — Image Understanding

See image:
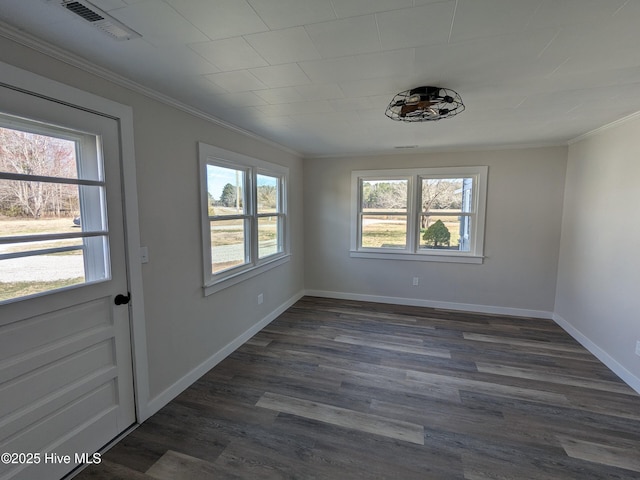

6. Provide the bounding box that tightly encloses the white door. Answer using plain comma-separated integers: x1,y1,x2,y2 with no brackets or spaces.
0,84,136,480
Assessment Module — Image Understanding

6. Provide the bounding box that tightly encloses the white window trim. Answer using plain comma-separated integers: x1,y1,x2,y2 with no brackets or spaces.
350,166,488,264
198,143,290,295
0,113,112,302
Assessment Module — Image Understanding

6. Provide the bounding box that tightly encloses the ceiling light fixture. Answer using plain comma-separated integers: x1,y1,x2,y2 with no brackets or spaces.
385,86,465,122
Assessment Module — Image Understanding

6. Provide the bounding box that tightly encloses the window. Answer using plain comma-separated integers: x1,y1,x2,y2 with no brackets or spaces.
0,114,110,303
351,166,487,264
199,143,289,294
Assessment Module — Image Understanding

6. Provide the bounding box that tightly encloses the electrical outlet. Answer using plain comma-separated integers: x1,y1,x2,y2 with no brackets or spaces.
257,293,264,305
412,277,419,286
635,340,640,357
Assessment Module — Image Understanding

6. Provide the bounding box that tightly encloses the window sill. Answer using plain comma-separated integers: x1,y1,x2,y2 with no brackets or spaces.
349,250,484,264
203,254,291,296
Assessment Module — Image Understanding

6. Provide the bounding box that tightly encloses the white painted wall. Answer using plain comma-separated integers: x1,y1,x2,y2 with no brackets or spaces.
0,37,305,413
555,117,640,389
304,148,567,316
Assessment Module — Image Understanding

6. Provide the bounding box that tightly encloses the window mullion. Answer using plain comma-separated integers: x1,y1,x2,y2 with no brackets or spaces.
246,167,257,266
407,175,418,253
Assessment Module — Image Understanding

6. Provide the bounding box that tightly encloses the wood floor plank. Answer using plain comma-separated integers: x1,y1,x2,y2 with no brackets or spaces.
256,391,425,445
319,364,462,403
274,413,466,479
245,336,272,347
73,296,640,480
145,450,222,480
476,362,636,395
463,332,587,353
558,436,640,473
333,334,451,358
406,370,571,406
73,460,154,479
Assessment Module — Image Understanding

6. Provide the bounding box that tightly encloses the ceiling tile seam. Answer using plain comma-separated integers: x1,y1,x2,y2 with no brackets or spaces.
255,90,301,105
328,0,339,22
612,0,631,17
185,42,227,73
247,0,337,30
297,61,313,87
161,0,213,44
336,83,347,102
546,57,571,78
0,21,301,158
247,42,270,69
201,75,232,95
293,4,455,60
245,63,311,90
244,0,270,31
202,37,272,73
566,103,585,115
326,0,427,20
537,29,560,59
373,13,383,52
522,0,546,32
513,97,528,110
286,9,453,63
242,28,321,67
447,0,458,44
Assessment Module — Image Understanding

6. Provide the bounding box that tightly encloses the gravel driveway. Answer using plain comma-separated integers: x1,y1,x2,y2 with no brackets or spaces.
0,255,84,282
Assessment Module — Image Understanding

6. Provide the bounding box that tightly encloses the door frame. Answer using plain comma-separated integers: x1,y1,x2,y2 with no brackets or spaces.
0,60,151,422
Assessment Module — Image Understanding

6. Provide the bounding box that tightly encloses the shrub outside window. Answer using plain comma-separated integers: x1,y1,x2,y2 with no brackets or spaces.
199,143,288,294
351,166,487,264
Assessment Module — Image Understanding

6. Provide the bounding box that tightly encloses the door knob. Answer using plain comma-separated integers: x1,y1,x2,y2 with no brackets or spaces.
114,293,131,305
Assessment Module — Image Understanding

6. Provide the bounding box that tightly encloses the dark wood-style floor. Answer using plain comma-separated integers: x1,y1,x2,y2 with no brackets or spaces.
74,296,640,479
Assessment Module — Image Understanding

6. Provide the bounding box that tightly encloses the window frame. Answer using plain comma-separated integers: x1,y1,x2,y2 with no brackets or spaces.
351,166,488,264
0,114,112,304
199,143,289,295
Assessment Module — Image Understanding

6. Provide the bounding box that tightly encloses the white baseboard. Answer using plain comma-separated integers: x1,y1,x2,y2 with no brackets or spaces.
304,289,553,319
553,313,640,395
145,290,305,416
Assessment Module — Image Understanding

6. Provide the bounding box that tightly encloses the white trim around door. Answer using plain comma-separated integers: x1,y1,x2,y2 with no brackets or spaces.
0,60,150,421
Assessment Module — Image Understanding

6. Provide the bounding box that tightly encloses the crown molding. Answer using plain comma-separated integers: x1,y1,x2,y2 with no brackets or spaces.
0,20,301,158
569,110,640,145
307,141,568,160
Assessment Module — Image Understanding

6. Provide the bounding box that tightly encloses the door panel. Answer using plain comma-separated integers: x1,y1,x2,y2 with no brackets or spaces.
0,85,135,480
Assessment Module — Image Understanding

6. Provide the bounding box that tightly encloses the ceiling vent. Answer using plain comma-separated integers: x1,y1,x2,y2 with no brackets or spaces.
58,0,141,40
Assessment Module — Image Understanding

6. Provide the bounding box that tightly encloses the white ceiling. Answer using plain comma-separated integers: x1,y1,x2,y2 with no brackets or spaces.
1,0,640,157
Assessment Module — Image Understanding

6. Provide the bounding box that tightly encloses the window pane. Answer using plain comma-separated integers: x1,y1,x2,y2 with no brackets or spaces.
421,177,473,214
361,215,407,249
0,125,78,179
361,179,407,212
210,218,247,273
0,121,110,303
420,215,472,252
0,180,107,234
257,174,279,214
207,164,245,215
0,208,80,237
258,216,280,258
0,238,86,302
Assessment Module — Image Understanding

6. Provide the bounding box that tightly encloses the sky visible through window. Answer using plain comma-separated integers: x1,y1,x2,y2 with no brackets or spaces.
207,165,276,203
